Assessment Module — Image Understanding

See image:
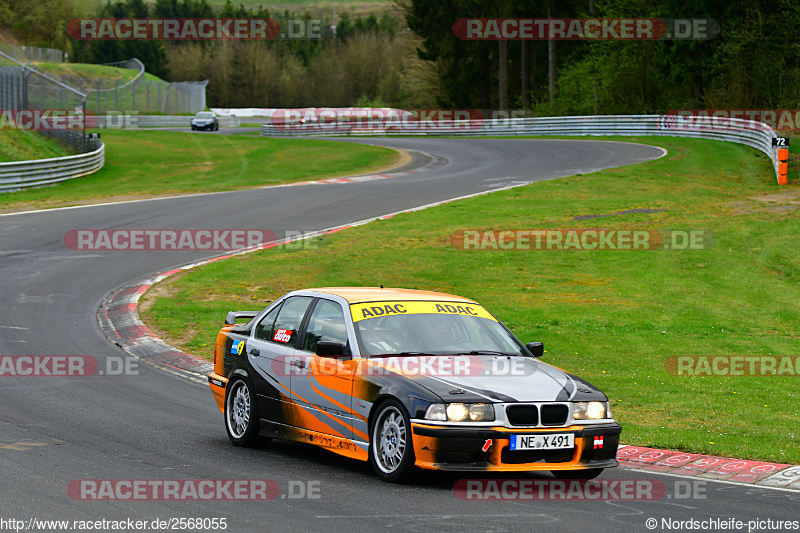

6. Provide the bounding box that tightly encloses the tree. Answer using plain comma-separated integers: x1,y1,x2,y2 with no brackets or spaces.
69,0,168,78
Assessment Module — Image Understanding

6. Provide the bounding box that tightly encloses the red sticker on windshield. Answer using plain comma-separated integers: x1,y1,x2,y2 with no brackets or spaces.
273,329,293,343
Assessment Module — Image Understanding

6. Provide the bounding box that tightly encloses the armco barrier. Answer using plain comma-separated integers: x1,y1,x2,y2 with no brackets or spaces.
260,114,785,183
94,115,240,128
0,143,104,193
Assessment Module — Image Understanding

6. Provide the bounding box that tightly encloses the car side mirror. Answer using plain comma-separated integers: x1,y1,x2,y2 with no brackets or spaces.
317,341,347,358
526,341,544,358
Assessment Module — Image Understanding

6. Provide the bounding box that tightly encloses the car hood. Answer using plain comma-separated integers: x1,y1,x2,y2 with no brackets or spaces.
367,354,608,404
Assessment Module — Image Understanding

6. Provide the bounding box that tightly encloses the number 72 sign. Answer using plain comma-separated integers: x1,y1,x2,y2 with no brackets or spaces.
772,137,790,147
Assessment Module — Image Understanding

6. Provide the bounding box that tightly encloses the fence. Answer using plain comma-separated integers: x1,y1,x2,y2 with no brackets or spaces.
0,44,65,63
0,49,96,156
0,142,104,193
0,49,104,192
85,63,208,115
0,53,208,118
260,114,784,181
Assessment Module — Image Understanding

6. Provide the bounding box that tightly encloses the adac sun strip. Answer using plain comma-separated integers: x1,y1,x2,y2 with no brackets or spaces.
350,301,497,322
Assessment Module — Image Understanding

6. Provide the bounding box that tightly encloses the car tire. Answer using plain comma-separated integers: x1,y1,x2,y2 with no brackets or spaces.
369,399,415,483
551,468,603,480
214,123,219,131
224,376,264,447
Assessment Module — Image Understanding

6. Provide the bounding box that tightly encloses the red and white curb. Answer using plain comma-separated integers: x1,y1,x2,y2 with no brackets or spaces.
617,445,800,489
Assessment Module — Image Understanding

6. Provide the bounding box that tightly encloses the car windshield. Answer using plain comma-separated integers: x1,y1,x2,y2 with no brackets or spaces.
195,112,213,118
351,302,527,357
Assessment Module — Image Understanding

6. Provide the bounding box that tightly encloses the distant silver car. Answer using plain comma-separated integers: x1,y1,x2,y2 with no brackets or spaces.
191,111,219,131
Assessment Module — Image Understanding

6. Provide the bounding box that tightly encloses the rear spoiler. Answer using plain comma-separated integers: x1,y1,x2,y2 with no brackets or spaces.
225,311,259,326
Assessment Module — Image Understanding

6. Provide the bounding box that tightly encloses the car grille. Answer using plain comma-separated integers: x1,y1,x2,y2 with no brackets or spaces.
506,405,539,426
540,404,569,426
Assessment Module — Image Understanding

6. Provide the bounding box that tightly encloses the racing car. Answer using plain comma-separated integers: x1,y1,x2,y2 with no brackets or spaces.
208,287,620,482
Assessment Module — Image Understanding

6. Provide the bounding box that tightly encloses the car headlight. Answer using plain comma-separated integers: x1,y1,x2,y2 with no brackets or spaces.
572,401,607,420
424,403,494,422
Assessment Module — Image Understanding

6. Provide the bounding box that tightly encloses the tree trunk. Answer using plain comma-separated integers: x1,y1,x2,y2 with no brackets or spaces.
521,40,529,112
548,0,557,107
498,1,507,112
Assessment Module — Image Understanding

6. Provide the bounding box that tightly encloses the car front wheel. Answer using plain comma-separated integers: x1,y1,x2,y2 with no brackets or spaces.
369,399,415,482
224,377,263,447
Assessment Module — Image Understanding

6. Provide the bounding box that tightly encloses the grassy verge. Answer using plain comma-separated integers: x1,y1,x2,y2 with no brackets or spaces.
0,130,71,162
35,62,153,81
142,136,800,463
0,129,399,211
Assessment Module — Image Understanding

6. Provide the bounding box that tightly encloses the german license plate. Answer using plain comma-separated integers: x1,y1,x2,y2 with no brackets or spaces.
509,433,574,450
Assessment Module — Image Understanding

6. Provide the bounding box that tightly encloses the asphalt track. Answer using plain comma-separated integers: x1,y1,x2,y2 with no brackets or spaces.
1,136,797,533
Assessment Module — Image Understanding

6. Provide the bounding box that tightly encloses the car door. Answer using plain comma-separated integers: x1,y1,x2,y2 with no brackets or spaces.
247,296,313,424
290,298,363,441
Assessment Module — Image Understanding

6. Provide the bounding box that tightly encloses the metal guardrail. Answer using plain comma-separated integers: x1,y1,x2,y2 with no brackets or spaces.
94,115,241,128
0,142,104,193
260,114,783,180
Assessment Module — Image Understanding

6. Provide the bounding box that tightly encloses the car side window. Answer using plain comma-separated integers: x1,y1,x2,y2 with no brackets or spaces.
269,296,313,346
303,299,350,354
254,303,282,341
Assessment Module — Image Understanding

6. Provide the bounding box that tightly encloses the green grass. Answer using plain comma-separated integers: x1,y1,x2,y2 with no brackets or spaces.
0,130,71,162
35,62,148,80
142,136,800,464
0,130,398,210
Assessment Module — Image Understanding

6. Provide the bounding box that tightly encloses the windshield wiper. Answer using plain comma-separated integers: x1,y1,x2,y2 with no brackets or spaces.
463,350,518,356
369,351,428,357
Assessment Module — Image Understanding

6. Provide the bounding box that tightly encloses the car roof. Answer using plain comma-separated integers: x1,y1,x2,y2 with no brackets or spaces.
306,287,479,304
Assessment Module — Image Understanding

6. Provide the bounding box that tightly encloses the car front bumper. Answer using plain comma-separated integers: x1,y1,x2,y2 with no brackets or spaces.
410,422,621,472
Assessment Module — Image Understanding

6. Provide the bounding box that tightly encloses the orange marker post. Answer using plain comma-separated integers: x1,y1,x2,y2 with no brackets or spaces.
773,137,789,185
